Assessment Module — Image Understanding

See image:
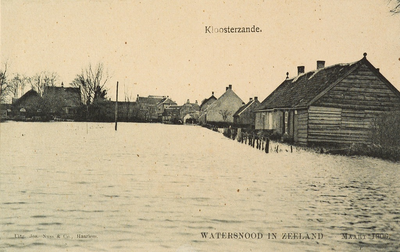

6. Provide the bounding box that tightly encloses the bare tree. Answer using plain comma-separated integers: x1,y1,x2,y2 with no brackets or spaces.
71,63,109,105
9,74,30,98
124,83,135,102
30,71,59,96
0,63,9,103
219,109,232,121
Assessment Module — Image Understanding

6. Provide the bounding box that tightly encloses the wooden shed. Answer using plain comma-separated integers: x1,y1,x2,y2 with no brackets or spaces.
255,53,400,146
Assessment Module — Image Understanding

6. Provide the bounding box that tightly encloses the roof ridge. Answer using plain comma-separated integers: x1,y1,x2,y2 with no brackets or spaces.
257,58,365,110
236,100,254,116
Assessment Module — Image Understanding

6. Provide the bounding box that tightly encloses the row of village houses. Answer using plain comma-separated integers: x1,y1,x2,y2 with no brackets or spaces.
0,86,201,123
200,54,400,147
2,53,400,146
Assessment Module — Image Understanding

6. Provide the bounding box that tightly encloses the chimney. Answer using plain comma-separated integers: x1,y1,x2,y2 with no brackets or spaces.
229,84,232,89
297,66,305,75
195,100,198,104
317,60,325,69
254,96,258,101
187,99,190,103
226,87,229,91
212,91,214,96
376,68,380,72
61,82,64,88
249,97,253,102
286,72,289,79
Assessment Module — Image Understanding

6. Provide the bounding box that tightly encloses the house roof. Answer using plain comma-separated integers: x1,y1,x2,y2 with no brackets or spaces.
157,97,177,106
257,55,396,111
205,88,243,112
182,102,200,110
137,95,166,105
233,99,260,117
200,93,217,109
45,86,80,93
13,89,41,106
43,86,81,106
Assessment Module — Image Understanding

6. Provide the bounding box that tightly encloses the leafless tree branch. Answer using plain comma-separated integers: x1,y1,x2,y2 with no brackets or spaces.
71,63,109,105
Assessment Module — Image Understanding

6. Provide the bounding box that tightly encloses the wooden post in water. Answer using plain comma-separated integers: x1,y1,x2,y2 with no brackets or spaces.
265,138,269,153
115,81,119,131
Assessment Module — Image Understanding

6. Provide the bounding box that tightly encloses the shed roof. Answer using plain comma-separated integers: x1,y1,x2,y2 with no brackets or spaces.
257,55,400,111
258,60,362,110
233,99,260,117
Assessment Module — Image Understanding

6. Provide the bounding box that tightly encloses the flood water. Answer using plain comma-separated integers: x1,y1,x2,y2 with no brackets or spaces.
0,122,399,251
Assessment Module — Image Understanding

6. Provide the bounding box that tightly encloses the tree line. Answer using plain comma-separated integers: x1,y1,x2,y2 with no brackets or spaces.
0,62,109,105
0,62,143,122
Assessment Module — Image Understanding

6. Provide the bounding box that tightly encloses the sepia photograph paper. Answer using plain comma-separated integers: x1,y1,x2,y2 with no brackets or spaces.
1,0,400,251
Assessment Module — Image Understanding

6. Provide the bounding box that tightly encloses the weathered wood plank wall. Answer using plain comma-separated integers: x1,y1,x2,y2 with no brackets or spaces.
314,64,400,111
306,64,400,145
296,109,308,145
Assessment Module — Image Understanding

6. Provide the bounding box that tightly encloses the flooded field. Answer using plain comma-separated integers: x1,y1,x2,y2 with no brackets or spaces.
0,122,399,251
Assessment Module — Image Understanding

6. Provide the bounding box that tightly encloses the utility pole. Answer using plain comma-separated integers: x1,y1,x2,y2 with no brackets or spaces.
115,81,119,131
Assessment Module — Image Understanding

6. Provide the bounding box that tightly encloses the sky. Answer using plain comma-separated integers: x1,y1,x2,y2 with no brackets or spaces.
2,0,400,105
